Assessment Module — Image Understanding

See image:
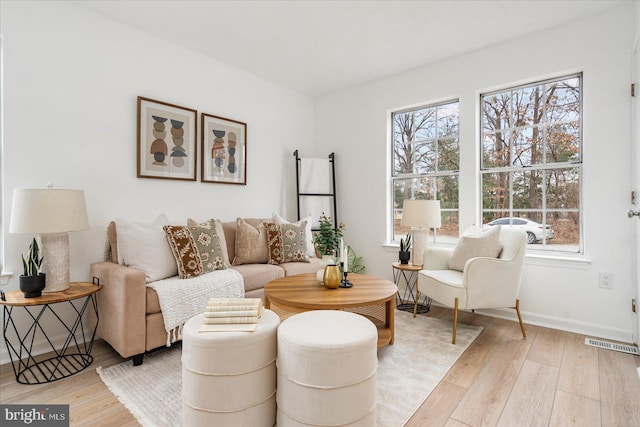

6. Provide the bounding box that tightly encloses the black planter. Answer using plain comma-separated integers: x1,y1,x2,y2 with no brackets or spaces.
398,251,411,265
20,273,46,298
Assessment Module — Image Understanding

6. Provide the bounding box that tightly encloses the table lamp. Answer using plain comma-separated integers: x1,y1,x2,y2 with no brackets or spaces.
9,187,89,292
401,199,441,267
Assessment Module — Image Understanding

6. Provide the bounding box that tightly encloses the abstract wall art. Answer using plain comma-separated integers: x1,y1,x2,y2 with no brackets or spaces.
137,96,197,181
201,112,247,185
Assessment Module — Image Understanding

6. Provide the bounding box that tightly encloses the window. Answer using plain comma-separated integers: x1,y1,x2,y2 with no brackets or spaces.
481,74,582,252
391,100,459,243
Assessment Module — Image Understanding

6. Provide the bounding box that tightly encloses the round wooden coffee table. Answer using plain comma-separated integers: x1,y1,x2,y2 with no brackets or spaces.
264,273,397,349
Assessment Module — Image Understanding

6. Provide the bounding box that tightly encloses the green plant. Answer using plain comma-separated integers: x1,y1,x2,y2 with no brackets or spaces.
399,232,412,252
21,238,43,277
313,214,345,256
346,245,365,274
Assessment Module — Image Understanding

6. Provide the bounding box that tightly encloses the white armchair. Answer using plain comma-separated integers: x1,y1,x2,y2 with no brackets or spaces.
414,227,527,344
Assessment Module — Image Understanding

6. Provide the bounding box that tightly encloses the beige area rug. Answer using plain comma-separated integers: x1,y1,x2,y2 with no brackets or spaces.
97,310,482,427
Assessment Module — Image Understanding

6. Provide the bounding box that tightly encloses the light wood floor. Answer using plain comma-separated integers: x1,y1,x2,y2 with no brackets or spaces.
1,307,639,427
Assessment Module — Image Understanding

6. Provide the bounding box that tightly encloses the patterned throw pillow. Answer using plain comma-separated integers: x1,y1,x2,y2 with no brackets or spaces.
264,221,310,265
186,218,231,267
164,223,228,279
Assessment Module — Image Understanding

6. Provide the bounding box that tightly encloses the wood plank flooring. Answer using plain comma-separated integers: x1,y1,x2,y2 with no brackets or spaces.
1,306,639,427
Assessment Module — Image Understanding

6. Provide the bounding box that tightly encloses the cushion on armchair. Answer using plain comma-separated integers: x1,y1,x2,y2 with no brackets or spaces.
448,225,502,272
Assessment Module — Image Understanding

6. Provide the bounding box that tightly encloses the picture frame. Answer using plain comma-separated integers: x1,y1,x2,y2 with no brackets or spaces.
137,96,197,181
201,112,247,185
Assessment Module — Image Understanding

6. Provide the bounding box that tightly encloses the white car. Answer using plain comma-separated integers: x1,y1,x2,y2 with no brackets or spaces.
485,217,554,244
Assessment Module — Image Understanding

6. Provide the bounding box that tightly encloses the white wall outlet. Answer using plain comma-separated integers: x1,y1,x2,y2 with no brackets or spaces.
599,272,613,289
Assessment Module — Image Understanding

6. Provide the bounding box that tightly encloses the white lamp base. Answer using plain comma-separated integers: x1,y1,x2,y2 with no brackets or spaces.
411,227,428,267
40,233,70,292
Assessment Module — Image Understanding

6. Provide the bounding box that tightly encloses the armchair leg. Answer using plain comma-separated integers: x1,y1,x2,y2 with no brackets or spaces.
452,297,459,345
515,299,526,338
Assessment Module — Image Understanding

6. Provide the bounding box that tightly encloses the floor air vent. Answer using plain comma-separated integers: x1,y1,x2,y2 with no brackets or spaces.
585,338,639,355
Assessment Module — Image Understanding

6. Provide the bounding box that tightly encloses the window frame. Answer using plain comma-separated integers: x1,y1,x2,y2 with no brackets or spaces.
479,73,584,254
389,99,460,244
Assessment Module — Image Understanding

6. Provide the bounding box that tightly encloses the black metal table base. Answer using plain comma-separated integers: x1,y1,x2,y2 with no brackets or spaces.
393,265,432,314
3,294,99,384
397,300,431,314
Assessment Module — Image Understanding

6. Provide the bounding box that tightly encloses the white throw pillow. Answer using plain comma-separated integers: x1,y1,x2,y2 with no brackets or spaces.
448,225,503,272
115,214,178,282
272,213,315,257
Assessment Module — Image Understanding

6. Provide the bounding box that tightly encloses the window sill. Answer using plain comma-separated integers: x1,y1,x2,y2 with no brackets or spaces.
382,243,591,269
1,271,14,286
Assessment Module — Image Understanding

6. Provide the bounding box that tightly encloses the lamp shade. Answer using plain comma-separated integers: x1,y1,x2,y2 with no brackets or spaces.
9,189,89,234
401,199,441,229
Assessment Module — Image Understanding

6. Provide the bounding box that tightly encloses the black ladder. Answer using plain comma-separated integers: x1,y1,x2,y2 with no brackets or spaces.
293,150,337,230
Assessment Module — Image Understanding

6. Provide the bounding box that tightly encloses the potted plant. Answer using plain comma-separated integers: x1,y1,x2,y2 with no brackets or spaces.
399,232,411,264
20,238,46,298
313,214,345,258
313,214,346,283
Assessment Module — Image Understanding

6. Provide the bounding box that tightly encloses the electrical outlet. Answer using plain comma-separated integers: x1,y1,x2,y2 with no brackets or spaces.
599,272,613,289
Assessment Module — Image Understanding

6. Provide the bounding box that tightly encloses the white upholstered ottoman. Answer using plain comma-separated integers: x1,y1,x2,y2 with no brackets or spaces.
276,310,378,426
182,309,280,427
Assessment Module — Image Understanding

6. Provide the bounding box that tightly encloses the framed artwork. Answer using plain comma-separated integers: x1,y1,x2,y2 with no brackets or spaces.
201,112,247,185
137,96,197,181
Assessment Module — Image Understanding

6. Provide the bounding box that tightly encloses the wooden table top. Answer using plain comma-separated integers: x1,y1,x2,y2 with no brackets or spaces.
0,282,102,306
264,273,397,310
392,262,423,271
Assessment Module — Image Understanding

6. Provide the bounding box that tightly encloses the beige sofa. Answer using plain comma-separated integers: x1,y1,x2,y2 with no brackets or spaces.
90,218,321,366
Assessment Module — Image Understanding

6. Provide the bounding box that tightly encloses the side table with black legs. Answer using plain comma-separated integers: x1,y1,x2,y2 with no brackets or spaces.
392,262,431,314
0,281,102,384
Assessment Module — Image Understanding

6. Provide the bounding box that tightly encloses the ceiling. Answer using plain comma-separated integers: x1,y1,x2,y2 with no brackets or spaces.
77,0,628,96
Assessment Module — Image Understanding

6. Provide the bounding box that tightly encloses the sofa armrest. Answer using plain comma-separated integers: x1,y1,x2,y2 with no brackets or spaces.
90,261,147,359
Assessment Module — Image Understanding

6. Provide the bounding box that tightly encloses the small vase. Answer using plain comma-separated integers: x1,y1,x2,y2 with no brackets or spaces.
316,255,335,283
399,251,411,265
323,264,341,289
20,273,46,298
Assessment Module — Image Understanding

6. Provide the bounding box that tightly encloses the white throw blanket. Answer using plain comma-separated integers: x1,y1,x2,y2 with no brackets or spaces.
147,269,244,345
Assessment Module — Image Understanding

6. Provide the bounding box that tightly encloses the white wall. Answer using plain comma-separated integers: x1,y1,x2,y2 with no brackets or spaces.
315,5,635,342
0,1,314,359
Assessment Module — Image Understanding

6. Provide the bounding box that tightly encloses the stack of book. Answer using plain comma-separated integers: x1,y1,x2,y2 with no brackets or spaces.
198,298,264,332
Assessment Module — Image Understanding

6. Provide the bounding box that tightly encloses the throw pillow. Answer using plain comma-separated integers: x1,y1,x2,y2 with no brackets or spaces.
233,218,269,265
448,225,503,272
272,213,315,258
163,222,228,279
264,221,310,264
114,214,178,283
187,218,231,267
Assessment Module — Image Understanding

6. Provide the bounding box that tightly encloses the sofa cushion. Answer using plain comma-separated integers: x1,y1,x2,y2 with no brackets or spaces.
448,225,503,272
233,218,269,265
146,287,161,315
231,264,284,293
187,218,231,267
164,223,228,279
107,221,118,263
278,257,323,276
115,214,177,283
272,213,315,258
264,221,310,264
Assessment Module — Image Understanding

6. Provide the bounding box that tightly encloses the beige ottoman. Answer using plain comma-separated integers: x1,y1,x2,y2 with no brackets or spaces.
182,309,280,427
276,310,378,426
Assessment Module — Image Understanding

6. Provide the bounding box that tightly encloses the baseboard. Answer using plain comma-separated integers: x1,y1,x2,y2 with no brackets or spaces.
474,307,633,344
